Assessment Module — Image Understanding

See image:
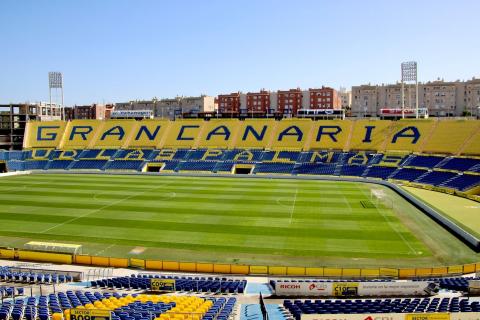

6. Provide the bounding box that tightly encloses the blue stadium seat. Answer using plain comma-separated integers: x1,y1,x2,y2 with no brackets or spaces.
439,157,480,172
364,166,397,179
415,171,458,186
339,165,367,176
70,160,108,170
294,163,336,175
23,160,48,170
106,160,144,171
390,168,428,181
440,174,480,191
254,163,295,174
177,161,217,172
283,297,480,319
404,155,445,168
48,160,72,170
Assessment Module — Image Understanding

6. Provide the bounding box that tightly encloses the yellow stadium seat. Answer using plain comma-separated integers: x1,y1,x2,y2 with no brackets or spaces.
196,119,240,149
309,120,353,150
384,120,435,152
24,121,67,149
52,313,63,320
422,120,480,154
162,120,204,148
92,120,139,148
270,119,313,150
231,119,275,149
349,119,391,151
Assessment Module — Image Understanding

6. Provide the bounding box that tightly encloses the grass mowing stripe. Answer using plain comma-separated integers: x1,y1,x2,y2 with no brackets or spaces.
0,212,412,241
0,173,451,265
0,198,391,221
0,230,415,258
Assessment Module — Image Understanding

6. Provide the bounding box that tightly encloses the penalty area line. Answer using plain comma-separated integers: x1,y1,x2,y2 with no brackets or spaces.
289,187,298,224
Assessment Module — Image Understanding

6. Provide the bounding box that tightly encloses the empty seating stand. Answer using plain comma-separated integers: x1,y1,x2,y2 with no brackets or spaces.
364,166,397,179
439,157,480,172
70,160,108,170
177,161,218,172
405,155,445,168
416,171,459,186
294,163,336,175
48,160,72,170
390,168,428,181
284,297,480,320
339,165,367,177
5,148,480,193
106,160,144,171
440,174,480,191
254,163,295,174
0,290,236,320
0,266,73,285
91,274,246,294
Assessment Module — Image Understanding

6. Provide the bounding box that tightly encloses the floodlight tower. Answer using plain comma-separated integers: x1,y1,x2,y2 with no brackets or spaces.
48,72,65,120
401,61,418,119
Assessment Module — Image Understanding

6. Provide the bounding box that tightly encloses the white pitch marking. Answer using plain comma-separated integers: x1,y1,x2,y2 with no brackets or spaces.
39,182,172,234
289,187,298,224
94,243,116,256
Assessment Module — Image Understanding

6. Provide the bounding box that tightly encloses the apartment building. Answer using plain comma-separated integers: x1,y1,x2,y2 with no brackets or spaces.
339,88,352,110
246,90,270,114
351,85,379,117
116,96,214,119
307,87,341,110
351,78,480,117
73,104,114,120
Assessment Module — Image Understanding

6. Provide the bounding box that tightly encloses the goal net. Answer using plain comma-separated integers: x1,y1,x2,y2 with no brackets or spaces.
370,189,393,209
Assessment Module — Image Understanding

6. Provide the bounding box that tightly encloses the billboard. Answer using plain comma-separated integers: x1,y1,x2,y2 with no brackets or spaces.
380,108,428,116
275,281,435,297
150,278,176,291
69,309,111,320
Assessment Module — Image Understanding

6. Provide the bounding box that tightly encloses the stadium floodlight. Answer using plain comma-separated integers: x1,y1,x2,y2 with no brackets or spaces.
48,72,65,120
48,72,63,88
400,61,419,119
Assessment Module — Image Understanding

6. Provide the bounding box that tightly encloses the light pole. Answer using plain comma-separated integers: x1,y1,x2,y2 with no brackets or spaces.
401,61,418,119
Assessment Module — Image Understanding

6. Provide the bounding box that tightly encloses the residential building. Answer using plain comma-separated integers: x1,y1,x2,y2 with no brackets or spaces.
465,78,480,117
73,104,114,120
351,85,379,117
307,87,341,109
37,102,64,121
246,90,270,114
217,93,241,115
339,87,352,111
351,78,480,118
422,81,457,117
276,88,303,116
116,96,214,119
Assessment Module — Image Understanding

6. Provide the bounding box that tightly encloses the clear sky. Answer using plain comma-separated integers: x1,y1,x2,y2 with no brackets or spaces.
1,0,479,105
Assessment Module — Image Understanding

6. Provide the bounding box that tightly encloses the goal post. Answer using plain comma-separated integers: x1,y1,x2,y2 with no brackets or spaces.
370,189,393,209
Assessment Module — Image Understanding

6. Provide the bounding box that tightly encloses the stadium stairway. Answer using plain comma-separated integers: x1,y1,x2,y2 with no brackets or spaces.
65,160,77,170
434,156,453,169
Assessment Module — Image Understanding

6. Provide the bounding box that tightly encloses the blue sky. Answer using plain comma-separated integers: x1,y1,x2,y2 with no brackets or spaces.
1,0,479,105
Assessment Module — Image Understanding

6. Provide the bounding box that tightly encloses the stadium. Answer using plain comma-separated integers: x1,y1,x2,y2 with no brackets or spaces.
0,118,479,320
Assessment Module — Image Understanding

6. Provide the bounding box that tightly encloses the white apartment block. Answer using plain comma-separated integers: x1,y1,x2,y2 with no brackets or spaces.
351,78,480,117
115,95,215,119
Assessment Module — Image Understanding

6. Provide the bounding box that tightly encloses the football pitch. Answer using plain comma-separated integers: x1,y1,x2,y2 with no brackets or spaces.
0,173,478,268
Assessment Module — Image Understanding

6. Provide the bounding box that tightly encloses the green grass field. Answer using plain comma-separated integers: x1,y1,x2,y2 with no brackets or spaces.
0,173,478,268
402,186,480,238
